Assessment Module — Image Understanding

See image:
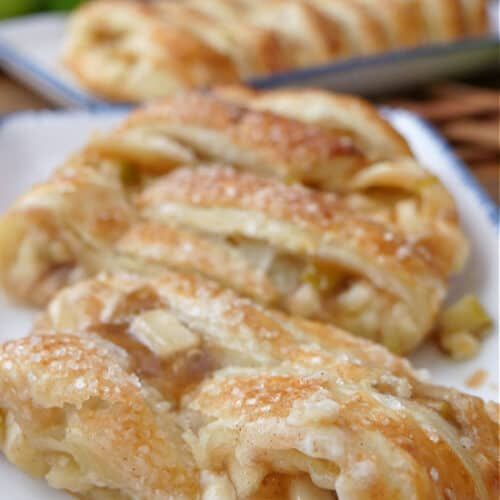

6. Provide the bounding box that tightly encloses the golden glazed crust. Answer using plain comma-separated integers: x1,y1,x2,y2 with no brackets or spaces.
125,91,367,189
186,0,348,66
113,88,469,274
0,272,497,499
239,0,346,67
148,2,289,78
0,333,200,499
64,0,489,102
0,161,452,353
136,165,448,353
63,0,239,102
0,87,469,354
138,166,446,278
303,0,390,55
352,0,425,47
419,0,465,41
0,166,137,305
211,85,412,161
459,0,489,35
150,156,460,295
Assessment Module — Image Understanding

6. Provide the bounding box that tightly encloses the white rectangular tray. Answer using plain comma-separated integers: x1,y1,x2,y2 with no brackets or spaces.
0,12,499,107
0,107,498,498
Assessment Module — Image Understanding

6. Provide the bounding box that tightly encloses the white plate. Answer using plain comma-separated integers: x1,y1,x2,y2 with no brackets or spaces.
0,108,498,499
0,12,499,107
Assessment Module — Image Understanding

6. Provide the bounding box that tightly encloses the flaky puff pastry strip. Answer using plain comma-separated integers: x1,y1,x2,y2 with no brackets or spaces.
0,333,200,500
1,272,497,499
0,162,279,309
459,0,489,35
0,135,467,352
91,87,468,272
64,0,489,102
63,0,239,102
209,86,412,161
336,0,425,47
136,165,451,352
236,0,346,66
303,0,391,55
186,0,347,66
0,165,137,306
0,160,455,353
112,90,368,190
418,0,465,41
136,2,290,78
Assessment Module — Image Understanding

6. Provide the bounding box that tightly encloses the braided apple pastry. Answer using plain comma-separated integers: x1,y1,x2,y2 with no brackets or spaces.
0,272,497,499
63,0,241,101
0,161,461,353
0,88,469,354
348,0,425,47
64,0,491,102
101,88,469,270
303,0,390,55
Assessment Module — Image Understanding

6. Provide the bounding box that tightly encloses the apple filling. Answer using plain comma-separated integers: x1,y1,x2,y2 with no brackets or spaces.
224,236,420,353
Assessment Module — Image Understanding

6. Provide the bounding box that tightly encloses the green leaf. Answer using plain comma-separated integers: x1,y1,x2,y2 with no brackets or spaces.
0,0,42,19
45,0,84,11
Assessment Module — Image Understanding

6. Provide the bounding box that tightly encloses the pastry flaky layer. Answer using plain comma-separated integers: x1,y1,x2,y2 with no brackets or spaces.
0,87,469,354
0,272,498,499
63,0,490,101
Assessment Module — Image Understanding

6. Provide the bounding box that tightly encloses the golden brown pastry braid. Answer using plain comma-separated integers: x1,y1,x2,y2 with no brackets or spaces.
0,272,497,499
348,0,425,47
459,0,490,35
303,0,391,55
135,165,449,353
0,160,455,353
0,87,469,354
0,332,200,499
145,2,289,78
118,90,368,189
418,0,465,41
64,0,491,102
63,0,239,102
211,85,412,160
236,0,346,67
106,88,469,272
